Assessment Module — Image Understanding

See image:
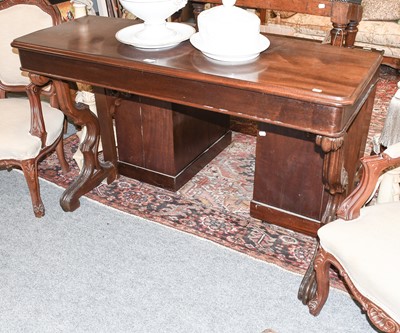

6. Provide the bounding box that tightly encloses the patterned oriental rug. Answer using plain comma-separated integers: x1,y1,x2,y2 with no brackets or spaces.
38,66,399,290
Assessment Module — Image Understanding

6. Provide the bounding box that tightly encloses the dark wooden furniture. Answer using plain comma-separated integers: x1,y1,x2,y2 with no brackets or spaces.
303,143,400,332
101,93,230,190
190,0,363,47
0,0,69,217
12,16,381,236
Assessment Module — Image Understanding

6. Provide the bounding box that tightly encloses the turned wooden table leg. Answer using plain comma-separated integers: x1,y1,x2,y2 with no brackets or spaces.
344,20,359,48
330,1,362,47
345,3,363,48
330,22,347,47
53,79,117,212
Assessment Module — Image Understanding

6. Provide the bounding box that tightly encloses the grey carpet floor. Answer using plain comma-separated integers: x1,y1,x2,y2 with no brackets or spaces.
0,170,379,333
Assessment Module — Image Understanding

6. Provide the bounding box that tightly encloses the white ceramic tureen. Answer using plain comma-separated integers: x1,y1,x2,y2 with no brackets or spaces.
190,0,270,62
116,0,195,49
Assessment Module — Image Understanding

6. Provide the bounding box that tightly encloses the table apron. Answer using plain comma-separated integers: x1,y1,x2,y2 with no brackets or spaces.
19,49,371,137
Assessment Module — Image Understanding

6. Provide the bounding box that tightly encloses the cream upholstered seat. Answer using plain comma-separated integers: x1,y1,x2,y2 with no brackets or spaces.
0,0,69,217
0,99,65,160
306,142,400,333
318,203,400,323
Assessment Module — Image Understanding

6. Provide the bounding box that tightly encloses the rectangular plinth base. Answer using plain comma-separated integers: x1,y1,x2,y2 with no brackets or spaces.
250,200,320,237
118,131,232,191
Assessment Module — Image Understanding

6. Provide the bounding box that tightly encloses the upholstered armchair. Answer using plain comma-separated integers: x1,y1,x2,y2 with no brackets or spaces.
0,0,69,217
305,142,400,332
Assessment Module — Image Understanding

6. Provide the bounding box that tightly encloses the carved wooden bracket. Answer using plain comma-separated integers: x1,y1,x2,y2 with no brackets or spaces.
105,90,131,117
316,135,348,224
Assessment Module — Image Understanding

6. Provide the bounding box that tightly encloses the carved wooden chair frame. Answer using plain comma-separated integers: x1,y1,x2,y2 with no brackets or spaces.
0,0,69,217
308,147,400,333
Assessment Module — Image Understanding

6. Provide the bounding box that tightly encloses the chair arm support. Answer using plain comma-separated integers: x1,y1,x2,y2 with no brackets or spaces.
26,73,52,147
337,142,400,220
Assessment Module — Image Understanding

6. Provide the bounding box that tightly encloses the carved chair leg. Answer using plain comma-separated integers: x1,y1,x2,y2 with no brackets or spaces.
55,136,70,174
308,247,331,316
298,243,318,305
21,159,44,218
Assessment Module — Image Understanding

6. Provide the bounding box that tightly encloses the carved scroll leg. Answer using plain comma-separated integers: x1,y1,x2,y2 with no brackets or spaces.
308,247,331,316
298,246,318,305
21,159,44,218
53,80,117,212
298,136,347,304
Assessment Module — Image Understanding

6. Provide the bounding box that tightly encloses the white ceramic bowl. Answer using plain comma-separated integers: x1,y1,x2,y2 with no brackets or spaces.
119,0,187,41
119,0,187,28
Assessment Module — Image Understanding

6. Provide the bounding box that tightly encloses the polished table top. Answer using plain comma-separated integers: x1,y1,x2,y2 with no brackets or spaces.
13,15,382,136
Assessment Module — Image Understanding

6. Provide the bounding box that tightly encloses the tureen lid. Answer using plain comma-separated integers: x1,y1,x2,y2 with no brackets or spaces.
201,0,259,24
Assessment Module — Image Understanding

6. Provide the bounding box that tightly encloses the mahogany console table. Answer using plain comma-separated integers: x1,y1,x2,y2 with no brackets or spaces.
12,16,382,236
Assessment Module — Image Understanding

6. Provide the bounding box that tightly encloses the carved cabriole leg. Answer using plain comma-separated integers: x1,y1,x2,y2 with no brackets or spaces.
310,248,400,333
307,247,331,316
298,251,318,305
298,136,347,304
53,79,117,212
21,159,44,218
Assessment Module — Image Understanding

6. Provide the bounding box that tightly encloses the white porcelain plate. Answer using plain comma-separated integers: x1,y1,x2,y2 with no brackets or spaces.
116,22,196,49
190,33,270,62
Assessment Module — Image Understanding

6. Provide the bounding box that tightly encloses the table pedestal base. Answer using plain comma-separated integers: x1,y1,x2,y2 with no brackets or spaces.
251,86,376,237
101,93,231,191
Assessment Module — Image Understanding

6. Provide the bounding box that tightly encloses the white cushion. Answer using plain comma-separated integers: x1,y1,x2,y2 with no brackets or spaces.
385,141,400,158
0,5,53,86
0,98,64,160
319,202,400,323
